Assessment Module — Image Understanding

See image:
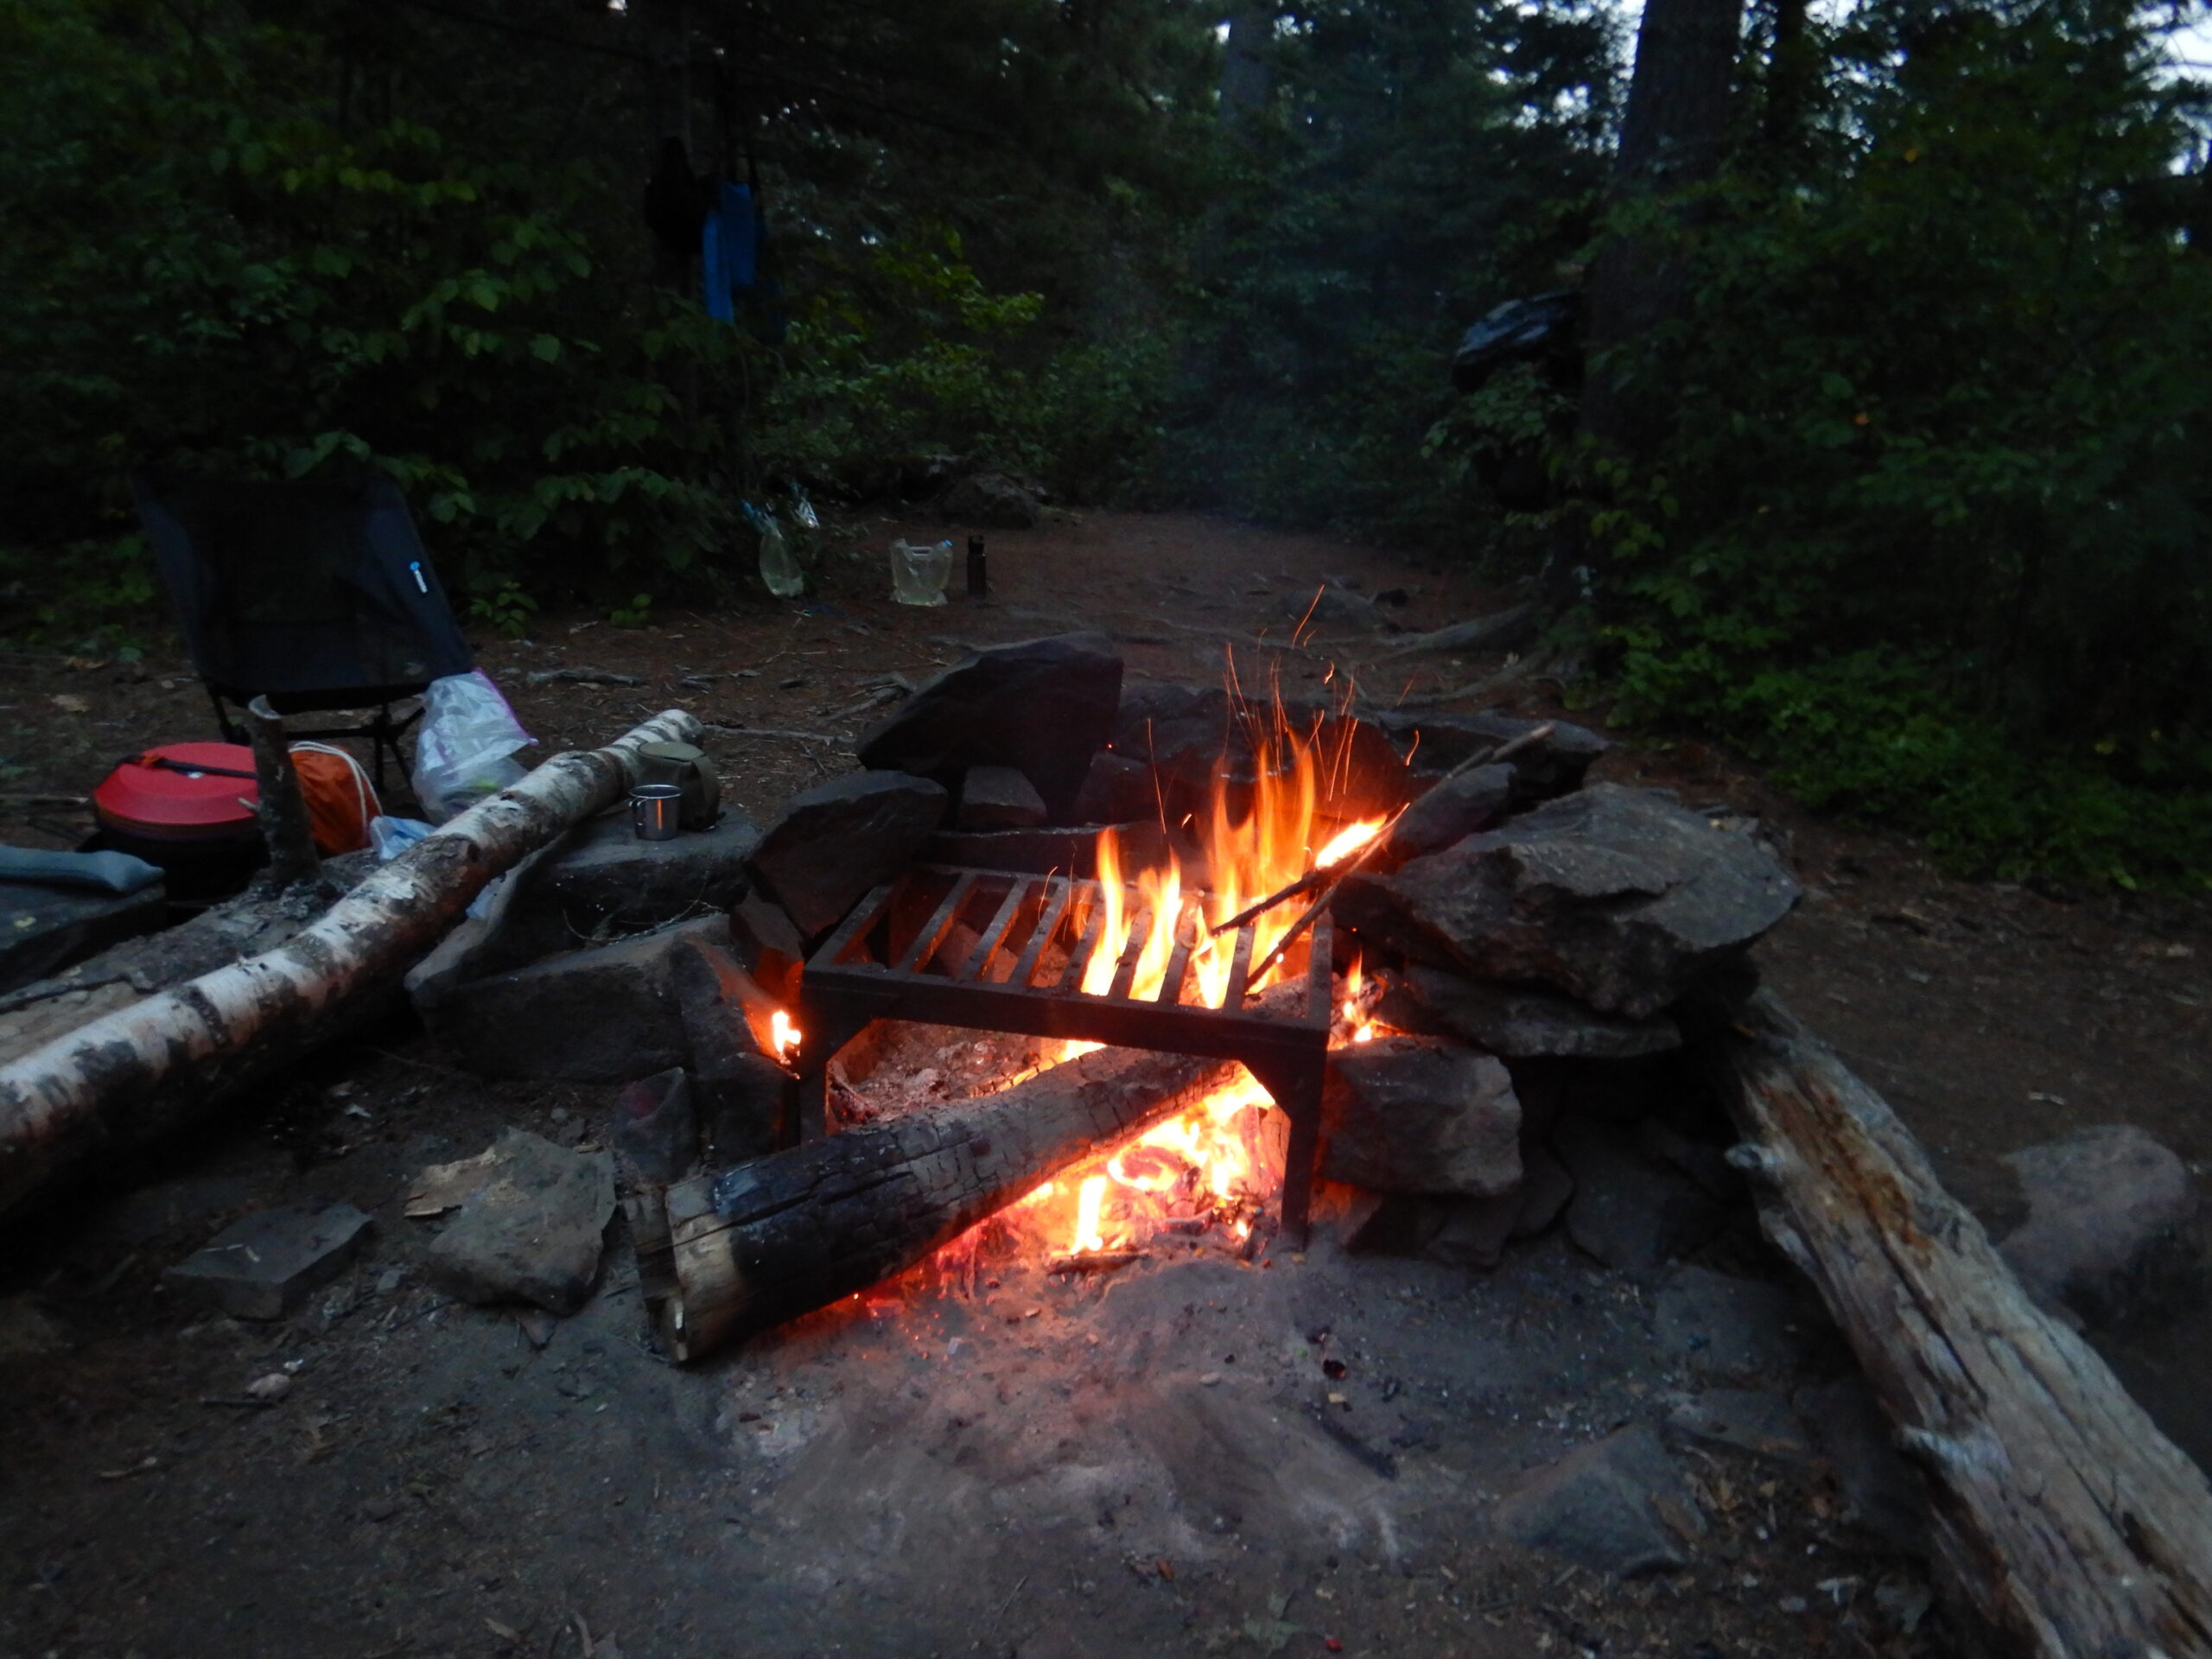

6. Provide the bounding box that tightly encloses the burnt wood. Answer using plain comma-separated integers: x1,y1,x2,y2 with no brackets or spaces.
653,1046,1244,1359
1710,992,2212,1657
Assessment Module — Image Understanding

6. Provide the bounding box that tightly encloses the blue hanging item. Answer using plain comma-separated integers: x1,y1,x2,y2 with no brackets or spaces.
700,181,758,321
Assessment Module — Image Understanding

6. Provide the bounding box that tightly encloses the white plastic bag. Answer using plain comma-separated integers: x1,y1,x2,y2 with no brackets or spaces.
410,670,534,823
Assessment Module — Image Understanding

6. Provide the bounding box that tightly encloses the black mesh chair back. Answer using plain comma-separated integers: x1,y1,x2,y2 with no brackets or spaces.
133,473,476,785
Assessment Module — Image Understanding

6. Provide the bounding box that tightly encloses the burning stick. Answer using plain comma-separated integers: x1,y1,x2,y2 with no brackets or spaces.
1046,1249,1149,1275
1209,812,1400,937
1241,722,1557,983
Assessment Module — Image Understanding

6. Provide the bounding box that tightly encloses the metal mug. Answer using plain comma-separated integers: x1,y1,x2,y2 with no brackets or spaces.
629,783,684,841
635,740,720,830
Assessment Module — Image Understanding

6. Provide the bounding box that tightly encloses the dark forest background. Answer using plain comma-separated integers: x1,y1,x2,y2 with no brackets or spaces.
3,0,2209,884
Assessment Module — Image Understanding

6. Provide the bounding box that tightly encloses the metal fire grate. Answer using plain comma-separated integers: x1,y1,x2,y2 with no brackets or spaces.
795,865,1334,1244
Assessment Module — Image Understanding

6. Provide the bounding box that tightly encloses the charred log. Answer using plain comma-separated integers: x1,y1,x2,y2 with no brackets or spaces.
653,1046,1244,1359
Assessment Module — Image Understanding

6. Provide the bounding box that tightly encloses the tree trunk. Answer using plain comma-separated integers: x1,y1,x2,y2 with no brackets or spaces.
243,696,322,893
1707,992,2212,1656
1762,0,1813,155
652,1047,1246,1359
1218,6,1276,128
0,709,702,1219
1580,0,1744,462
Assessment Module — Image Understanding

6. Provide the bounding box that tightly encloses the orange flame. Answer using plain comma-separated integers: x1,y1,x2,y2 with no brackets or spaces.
770,1008,803,1066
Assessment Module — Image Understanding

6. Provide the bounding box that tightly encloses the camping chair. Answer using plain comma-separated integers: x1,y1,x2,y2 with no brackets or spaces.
132,473,477,788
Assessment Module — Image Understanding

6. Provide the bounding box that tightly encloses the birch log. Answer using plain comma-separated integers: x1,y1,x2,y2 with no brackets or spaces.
1709,991,2212,1658
654,1046,1244,1359
0,708,701,1218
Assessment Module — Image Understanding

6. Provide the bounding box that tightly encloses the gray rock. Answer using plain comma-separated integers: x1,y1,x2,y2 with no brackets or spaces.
1653,1266,1817,1379
423,1130,616,1316
1072,751,1155,824
1426,1145,1578,1268
1370,709,1611,804
749,770,948,937
1426,1193,1518,1270
168,1201,372,1320
499,804,757,959
1664,1389,1813,1464
1494,1425,1705,1575
1384,766,1516,864
1555,1117,1726,1280
956,765,1047,831
1376,966,1682,1060
1999,1124,2201,1325
415,913,730,1084
728,888,808,1004
1794,1376,1930,1553
1321,1036,1522,1197
614,1067,696,1189
1278,583,1379,632
674,937,792,1159
940,470,1042,529
1513,1144,1575,1237
1336,785,1801,1019
857,633,1122,823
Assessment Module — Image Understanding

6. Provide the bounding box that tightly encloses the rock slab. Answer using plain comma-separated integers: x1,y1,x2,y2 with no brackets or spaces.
168,1200,372,1320
424,1130,616,1316
413,913,731,1084
1556,1117,1725,1280
1494,1425,1704,1575
1321,1035,1522,1197
957,765,1048,831
1378,965,1681,1060
1337,784,1800,1018
858,633,1122,823
1999,1123,2200,1325
1383,765,1516,865
749,769,948,937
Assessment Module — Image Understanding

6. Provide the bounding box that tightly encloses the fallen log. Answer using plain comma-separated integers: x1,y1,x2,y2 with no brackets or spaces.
0,708,701,1219
1371,603,1537,661
1708,991,2212,1658
653,1046,1245,1359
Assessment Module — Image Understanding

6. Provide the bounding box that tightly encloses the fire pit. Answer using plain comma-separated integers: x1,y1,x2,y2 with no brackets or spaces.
794,861,1337,1243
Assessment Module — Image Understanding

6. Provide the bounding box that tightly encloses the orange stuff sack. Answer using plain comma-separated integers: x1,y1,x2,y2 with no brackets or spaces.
289,743,378,855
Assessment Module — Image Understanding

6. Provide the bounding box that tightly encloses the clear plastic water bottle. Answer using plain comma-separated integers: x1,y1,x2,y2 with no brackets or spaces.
744,503,805,598
889,538,953,607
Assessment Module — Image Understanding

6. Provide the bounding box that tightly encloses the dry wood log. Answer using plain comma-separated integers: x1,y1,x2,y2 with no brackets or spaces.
0,708,701,1219
1371,603,1537,661
1709,990,2212,1658
243,696,321,891
654,1046,1244,1359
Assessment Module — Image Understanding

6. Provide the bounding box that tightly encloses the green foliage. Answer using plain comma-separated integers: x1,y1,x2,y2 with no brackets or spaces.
467,578,538,641
1559,0,2212,887
608,593,654,629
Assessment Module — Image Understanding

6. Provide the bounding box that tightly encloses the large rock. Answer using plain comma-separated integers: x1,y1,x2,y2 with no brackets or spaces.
939,470,1042,529
1321,1035,1521,1197
1493,1425,1704,1576
1555,1116,1726,1280
1336,785,1800,1019
1424,1145,1577,1270
673,936,792,1160
956,765,1047,830
412,913,730,1084
1999,1124,2201,1325
167,1200,372,1320
1370,709,1611,805
1376,965,1681,1060
1383,765,1516,864
495,805,757,961
857,634,1122,823
423,1130,616,1316
749,770,948,937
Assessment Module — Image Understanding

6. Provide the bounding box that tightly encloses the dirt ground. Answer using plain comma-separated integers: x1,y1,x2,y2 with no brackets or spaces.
0,509,2206,1658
